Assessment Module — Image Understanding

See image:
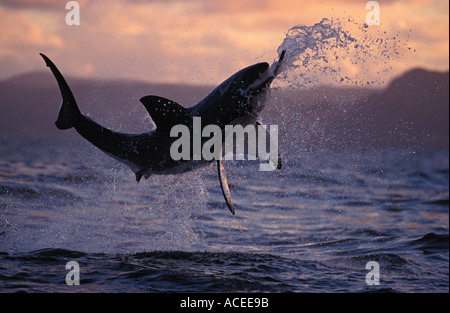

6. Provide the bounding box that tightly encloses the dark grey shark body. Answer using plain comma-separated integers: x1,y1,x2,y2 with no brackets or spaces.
40,52,284,214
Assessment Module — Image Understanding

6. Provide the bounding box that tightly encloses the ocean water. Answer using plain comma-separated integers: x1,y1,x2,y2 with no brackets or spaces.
0,19,447,295
0,139,448,293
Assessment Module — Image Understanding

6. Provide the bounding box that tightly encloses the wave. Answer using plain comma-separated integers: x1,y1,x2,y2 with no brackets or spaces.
0,183,41,200
409,233,449,251
426,199,450,206
0,182,83,203
0,248,310,292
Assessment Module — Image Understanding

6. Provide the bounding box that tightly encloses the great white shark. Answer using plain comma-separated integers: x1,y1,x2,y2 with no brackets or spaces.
40,51,285,215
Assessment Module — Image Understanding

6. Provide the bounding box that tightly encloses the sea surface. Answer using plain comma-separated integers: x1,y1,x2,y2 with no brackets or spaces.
0,139,448,293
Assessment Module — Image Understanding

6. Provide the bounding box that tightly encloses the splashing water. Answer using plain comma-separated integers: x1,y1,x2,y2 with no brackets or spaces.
273,18,410,88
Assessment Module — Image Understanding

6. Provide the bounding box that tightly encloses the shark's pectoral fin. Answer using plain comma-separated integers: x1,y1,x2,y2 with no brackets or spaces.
277,155,282,170
139,96,189,131
256,121,282,170
217,160,235,215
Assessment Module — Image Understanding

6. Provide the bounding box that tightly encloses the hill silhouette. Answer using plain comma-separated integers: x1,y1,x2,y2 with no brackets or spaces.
265,68,449,149
0,68,448,149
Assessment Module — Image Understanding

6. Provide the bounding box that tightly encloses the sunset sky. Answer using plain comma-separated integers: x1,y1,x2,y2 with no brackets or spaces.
0,0,448,86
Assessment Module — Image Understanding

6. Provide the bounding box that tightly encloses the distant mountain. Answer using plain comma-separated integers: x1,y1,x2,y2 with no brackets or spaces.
264,68,449,149
0,68,448,149
330,68,449,148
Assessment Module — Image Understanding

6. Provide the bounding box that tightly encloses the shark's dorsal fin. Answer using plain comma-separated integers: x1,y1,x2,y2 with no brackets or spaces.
139,96,189,130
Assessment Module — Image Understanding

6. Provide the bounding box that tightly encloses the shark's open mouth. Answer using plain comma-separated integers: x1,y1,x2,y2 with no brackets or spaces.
247,67,273,93
247,50,286,94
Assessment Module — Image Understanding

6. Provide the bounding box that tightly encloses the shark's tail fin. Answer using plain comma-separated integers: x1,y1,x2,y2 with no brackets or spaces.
40,53,81,130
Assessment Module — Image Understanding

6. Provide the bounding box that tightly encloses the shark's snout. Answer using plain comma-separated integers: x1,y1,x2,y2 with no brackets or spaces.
254,62,270,74
244,62,273,93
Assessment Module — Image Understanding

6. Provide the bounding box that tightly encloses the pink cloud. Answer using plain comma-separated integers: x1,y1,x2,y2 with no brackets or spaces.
0,0,448,85
0,0,87,10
